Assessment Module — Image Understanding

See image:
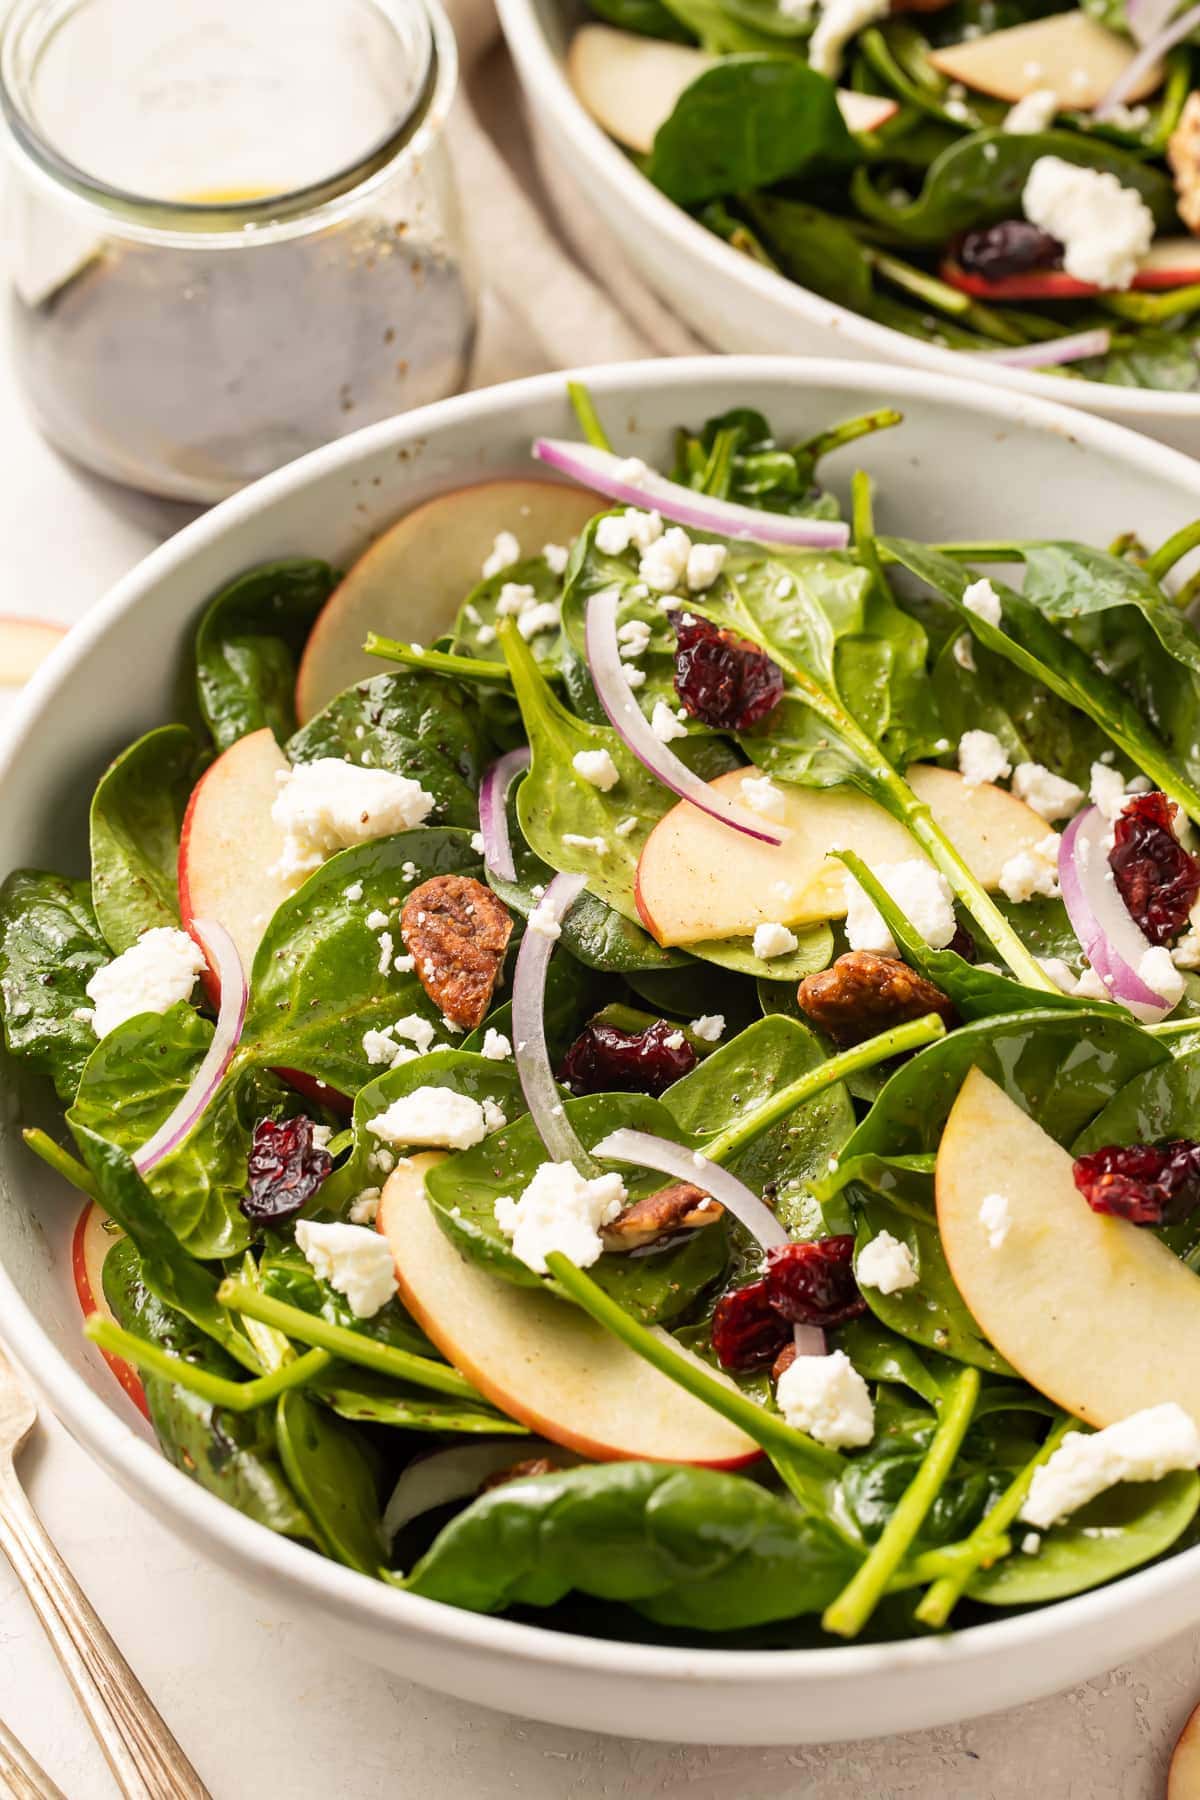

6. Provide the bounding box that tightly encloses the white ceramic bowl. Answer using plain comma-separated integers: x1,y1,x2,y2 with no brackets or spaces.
497,0,1200,458
4,358,1200,1746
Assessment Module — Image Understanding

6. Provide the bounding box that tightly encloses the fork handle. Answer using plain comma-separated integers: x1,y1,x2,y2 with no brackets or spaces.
0,1464,211,1800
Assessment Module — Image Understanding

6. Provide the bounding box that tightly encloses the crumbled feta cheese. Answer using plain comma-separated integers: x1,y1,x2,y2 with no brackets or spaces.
470,831,485,854
740,774,786,817
1172,929,1200,970
963,578,1002,627
528,897,563,939
614,816,638,838
1021,1532,1041,1555
85,928,208,1040
1138,945,1186,1008
624,666,646,689
496,581,537,617
480,1028,512,1060
367,1087,490,1150
958,729,1011,789
617,618,652,660
393,953,415,974
363,1027,411,1068
953,634,976,673
493,1161,627,1273
856,1231,918,1294
517,602,561,641
752,921,799,960
295,1220,396,1318
1074,962,1112,1001
690,1014,725,1042
366,909,390,931
542,542,569,575
651,701,689,744
978,1191,1011,1250
843,860,956,957
775,1349,875,1448
344,882,364,902
1104,102,1150,132
1089,760,1130,822
664,1030,686,1051
572,749,619,791
686,542,727,592
271,759,434,883
807,0,888,78
999,847,1061,904
1020,1404,1200,1528
311,1125,333,1151
1011,762,1084,822
639,526,693,595
482,530,520,579
1004,88,1058,133
595,510,662,556
1022,156,1154,290
562,833,608,854
615,456,650,486
1037,955,1077,993
441,1013,464,1035
376,931,394,976
481,1097,508,1134
476,625,497,646
348,1187,382,1226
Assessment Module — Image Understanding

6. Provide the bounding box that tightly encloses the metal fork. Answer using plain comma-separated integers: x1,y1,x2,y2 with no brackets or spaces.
0,1341,211,1799
0,1717,68,1800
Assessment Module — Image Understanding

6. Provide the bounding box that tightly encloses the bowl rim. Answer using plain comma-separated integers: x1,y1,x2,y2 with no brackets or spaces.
6,353,1200,1694
494,0,1200,421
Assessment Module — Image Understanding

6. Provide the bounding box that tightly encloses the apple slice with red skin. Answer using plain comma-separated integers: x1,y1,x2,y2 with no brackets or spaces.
936,1069,1200,1428
378,1152,760,1467
294,480,600,725
927,12,1162,107
634,763,1052,948
943,238,1200,301
0,617,67,685
1170,1700,1200,1799
72,1203,149,1419
566,23,899,158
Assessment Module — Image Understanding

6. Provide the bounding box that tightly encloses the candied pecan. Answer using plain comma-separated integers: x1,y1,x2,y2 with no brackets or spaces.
772,1341,798,1382
400,875,513,1030
602,1181,725,1251
796,951,957,1046
478,1457,559,1493
1168,91,1200,235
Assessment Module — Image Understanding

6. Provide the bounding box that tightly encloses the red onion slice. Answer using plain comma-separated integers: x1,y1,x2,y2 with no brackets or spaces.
1126,0,1180,47
1058,806,1174,1021
594,1126,826,1356
133,921,247,1175
584,588,787,846
978,329,1111,369
1095,4,1200,116
383,1440,572,1543
512,871,593,1168
532,438,851,550
479,747,531,884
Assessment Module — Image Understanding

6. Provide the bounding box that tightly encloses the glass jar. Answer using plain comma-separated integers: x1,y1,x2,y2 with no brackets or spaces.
0,0,475,501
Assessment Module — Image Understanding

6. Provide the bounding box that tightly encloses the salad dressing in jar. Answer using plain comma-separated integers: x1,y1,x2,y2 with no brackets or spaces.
0,0,475,501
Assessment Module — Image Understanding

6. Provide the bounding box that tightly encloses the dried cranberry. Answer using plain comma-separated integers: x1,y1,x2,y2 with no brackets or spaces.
1073,1140,1200,1226
711,1277,791,1371
955,221,1064,281
556,1018,697,1098
669,610,784,731
240,1116,332,1226
949,923,976,963
1109,791,1200,946
765,1236,866,1327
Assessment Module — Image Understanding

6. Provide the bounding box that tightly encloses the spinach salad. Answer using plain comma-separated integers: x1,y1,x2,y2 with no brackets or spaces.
9,388,1200,1648
566,0,1200,390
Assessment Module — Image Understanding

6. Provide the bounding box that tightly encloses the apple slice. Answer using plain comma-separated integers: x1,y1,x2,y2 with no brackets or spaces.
178,726,293,996
635,763,1051,947
567,23,897,158
936,1069,1200,1428
1170,1700,1200,1799
942,237,1200,301
378,1153,759,1467
72,1202,149,1419
0,616,66,686
294,480,599,724
927,13,1162,106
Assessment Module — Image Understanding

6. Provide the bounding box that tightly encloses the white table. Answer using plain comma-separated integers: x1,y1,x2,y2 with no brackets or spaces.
1,317,1198,1800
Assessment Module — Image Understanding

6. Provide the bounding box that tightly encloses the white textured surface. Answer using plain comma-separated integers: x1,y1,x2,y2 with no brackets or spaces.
0,313,1199,1796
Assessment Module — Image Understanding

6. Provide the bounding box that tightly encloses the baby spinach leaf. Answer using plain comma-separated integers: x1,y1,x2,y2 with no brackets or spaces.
423,1091,730,1323
742,197,874,313
405,1460,857,1627
258,1240,437,1359
647,58,857,206
836,1316,946,1408
0,871,110,1100
449,555,566,673
239,828,483,1094
930,631,1113,791
1077,328,1200,393
103,1237,314,1541
317,1371,526,1435
194,558,338,752
275,1389,384,1575
969,1470,1200,1605
586,0,695,41
89,726,200,954
286,670,490,825
625,962,759,1031
68,1003,287,1259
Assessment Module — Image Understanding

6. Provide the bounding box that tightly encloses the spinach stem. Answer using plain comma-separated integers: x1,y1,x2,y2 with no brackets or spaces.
544,1253,845,1475
704,1014,947,1166
85,1317,331,1411
23,1128,98,1198
1145,1016,1200,1038
851,469,888,592
822,1365,981,1638
364,635,517,686
567,380,612,452
913,1416,1074,1628
216,1280,486,1402
1145,518,1200,589
926,543,1025,563
896,1533,1012,1589
699,426,739,499
799,408,903,466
